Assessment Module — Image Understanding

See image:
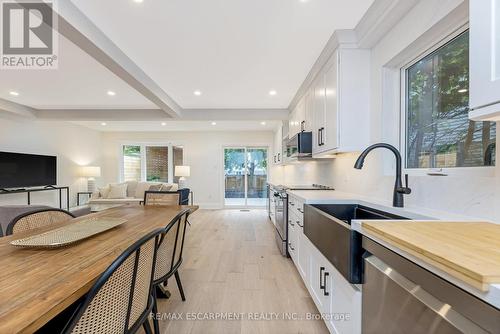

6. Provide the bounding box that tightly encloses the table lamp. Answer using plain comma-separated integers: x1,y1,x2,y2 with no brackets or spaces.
175,166,190,189
80,166,101,193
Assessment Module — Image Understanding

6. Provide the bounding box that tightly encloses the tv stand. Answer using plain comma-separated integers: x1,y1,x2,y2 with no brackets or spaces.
0,186,70,209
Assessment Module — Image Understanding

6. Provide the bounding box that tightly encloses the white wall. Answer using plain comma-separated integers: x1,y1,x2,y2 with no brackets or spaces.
271,0,500,222
100,131,274,208
0,119,102,208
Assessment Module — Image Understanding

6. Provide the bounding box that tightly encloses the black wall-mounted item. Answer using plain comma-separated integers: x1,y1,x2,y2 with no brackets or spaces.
0,151,57,188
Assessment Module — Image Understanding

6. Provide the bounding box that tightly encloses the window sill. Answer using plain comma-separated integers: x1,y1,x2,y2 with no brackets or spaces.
403,166,496,178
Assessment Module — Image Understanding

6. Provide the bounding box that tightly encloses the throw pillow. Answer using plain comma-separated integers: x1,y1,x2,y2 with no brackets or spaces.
160,184,173,191
149,184,162,191
98,186,111,198
107,183,128,199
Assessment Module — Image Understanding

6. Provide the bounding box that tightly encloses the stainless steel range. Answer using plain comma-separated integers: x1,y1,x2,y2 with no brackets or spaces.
269,184,334,256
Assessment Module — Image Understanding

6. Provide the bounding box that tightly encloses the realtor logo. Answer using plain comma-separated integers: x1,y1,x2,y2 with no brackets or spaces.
1,0,58,69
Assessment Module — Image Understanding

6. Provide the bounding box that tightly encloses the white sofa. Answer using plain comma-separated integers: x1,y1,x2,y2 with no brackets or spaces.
89,180,179,205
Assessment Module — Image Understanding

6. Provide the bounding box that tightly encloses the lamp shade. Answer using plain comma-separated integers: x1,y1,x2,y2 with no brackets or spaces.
175,165,190,177
80,166,101,178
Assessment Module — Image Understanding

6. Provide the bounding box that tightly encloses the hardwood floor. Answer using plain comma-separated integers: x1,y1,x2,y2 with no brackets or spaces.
154,209,329,334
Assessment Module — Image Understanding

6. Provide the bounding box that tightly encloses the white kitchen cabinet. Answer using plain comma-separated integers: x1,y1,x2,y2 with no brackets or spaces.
312,74,326,153
470,0,500,121
287,213,298,261
272,125,283,165
327,263,361,334
309,48,370,156
287,193,361,334
309,244,331,314
289,97,308,138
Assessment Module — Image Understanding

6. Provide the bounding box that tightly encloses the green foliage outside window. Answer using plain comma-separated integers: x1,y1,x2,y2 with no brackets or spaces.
406,30,496,168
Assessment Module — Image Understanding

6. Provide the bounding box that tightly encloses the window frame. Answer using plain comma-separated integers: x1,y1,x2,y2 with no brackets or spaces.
119,141,184,183
399,25,496,177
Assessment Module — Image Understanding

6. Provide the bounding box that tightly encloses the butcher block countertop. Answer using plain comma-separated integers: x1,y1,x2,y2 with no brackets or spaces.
361,220,500,293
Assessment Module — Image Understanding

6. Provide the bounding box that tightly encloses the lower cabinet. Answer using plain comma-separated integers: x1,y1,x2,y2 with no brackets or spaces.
287,194,361,333
308,244,361,334
287,213,298,261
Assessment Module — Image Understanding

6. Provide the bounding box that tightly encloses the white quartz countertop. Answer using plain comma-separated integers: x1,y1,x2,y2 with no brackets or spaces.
286,190,482,221
286,189,500,309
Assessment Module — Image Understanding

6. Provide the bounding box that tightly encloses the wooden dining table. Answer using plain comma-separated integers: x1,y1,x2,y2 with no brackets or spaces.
0,204,198,334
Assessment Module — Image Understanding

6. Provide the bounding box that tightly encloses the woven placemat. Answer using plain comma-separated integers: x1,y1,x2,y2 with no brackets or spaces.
10,217,127,248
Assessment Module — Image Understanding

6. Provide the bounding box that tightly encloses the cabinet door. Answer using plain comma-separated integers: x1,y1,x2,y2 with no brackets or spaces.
288,108,297,138
323,55,339,151
470,0,500,117
297,224,309,280
328,264,362,334
296,97,306,133
287,216,297,261
305,89,314,134
309,247,329,313
274,126,282,164
312,75,326,154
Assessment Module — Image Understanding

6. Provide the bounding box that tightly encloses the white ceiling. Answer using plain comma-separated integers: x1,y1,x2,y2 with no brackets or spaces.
0,34,156,109
71,0,374,109
72,120,281,132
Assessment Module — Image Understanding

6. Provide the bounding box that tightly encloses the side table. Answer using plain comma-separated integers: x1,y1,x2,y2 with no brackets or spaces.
77,192,93,206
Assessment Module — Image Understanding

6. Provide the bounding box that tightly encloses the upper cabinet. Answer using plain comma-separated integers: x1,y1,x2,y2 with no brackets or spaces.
272,125,283,165
289,96,310,138
307,48,370,156
470,0,500,121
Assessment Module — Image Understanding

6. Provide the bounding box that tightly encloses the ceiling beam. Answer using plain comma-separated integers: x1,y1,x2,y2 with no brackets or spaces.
34,109,168,121
0,98,36,118
53,1,182,118
182,109,289,120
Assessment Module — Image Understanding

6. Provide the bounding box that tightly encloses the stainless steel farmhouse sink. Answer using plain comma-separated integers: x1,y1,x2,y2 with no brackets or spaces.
304,204,409,284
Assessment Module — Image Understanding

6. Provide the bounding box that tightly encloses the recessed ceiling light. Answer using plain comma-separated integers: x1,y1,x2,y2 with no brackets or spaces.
9,91,19,96
300,0,309,3
260,121,266,125
101,122,107,126
269,90,277,96
133,0,144,3
194,90,202,96
107,90,116,96
211,121,217,126
458,88,468,93
161,122,166,126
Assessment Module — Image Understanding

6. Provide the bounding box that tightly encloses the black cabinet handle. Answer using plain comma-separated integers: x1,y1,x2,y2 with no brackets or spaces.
289,220,295,226
297,221,303,228
319,127,325,146
288,242,294,251
290,202,295,206
323,272,330,296
297,208,303,213
301,120,305,132
318,129,321,146
278,153,280,161
320,267,325,289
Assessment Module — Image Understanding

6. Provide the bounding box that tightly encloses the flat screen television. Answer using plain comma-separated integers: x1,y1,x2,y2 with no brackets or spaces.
0,151,57,189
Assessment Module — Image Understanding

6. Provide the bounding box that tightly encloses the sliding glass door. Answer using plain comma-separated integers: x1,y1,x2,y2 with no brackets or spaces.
224,147,268,207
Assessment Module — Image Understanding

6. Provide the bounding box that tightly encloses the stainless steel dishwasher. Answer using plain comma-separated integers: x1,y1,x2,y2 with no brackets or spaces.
362,237,500,334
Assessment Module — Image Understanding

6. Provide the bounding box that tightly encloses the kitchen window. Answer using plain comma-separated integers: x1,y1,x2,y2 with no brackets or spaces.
121,144,183,183
402,29,496,171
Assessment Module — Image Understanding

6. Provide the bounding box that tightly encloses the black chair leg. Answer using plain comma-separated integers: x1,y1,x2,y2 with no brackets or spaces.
174,271,186,301
156,283,171,299
152,288,160,334
143,319,153,334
